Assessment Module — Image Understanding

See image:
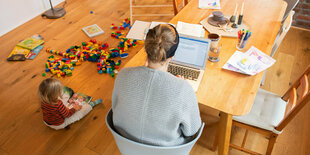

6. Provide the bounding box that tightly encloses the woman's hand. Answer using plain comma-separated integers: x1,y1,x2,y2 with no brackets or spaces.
176,75,186,80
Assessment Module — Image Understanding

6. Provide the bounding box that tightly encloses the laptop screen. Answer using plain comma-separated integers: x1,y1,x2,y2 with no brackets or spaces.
172,35,210,69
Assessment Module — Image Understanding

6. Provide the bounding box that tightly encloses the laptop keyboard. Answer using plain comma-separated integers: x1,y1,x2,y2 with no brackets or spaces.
168,64,200,81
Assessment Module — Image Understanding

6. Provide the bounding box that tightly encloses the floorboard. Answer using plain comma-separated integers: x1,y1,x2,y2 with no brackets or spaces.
0,0,309,154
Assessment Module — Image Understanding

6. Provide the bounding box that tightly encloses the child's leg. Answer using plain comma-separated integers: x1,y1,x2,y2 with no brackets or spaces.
43,121,67,130
44,104,93,130
62,104,93,127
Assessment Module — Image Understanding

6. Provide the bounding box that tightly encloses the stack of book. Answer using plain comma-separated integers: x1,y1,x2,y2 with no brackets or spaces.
7,34,44,61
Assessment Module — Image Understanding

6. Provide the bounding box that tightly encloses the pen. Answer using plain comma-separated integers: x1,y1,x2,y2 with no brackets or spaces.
244,31,248,40
239,32,246,48
239,31,244,44
246,32,251,40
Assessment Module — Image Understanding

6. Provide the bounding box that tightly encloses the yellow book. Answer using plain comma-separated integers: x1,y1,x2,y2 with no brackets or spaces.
16,37,44,50
7,46,30,61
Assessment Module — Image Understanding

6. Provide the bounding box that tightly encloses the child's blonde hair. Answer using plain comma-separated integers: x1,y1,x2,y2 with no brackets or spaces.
38,78,63,104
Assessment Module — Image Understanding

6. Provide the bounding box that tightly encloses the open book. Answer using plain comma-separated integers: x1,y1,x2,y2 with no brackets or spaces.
61,86,93,108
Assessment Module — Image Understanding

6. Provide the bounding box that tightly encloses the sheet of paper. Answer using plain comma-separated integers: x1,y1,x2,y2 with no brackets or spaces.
245,46,276,71
176,21,205,38
225,52,261,75
222,47,276,75
222,51,247,74
125,20,151,40
199,0,221,9
150,21,169,29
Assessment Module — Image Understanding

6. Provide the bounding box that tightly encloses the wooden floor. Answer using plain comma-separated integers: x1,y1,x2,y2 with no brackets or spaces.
0,0,309,154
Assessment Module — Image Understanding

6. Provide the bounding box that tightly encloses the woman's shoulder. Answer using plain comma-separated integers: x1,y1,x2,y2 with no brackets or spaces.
118,66,146,76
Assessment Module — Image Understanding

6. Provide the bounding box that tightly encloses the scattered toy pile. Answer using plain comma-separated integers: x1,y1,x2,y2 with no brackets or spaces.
111,18,131,30
44,18,143,78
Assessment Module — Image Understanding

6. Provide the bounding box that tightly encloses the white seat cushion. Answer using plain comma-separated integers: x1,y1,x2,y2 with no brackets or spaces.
233,88,287,133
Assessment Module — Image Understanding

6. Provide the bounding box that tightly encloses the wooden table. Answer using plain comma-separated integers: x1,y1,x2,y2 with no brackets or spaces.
123,0,287,154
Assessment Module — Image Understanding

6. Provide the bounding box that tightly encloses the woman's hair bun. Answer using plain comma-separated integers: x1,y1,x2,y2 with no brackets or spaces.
145,24,176,63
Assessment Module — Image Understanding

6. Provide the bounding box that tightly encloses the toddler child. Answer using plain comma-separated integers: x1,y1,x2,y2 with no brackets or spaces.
38,78,102,130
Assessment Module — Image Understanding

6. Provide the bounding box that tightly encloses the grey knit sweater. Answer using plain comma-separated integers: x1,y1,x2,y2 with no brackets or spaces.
112,66,202,146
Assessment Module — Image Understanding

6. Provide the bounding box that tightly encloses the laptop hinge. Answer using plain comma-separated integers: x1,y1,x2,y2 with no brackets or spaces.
169,62,201,71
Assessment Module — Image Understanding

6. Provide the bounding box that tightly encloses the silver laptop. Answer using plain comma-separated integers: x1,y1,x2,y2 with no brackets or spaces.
168,34,210,92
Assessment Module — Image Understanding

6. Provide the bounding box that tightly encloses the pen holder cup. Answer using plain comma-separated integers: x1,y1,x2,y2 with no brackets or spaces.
236,38,249,50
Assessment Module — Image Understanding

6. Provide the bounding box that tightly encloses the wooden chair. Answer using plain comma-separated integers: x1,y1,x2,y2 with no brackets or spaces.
172,0,188,15
213,65,310,155
260,10,295,86
129,0,175,25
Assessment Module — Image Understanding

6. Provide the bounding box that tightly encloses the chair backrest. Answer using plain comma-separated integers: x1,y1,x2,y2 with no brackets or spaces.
130,0,175,25
282,0,299,23
105,109,205,155
172,0,188,15
276,65,310,131
270,10,295,57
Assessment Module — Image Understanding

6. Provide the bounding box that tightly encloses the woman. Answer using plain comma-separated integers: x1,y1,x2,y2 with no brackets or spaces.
112,24,202,146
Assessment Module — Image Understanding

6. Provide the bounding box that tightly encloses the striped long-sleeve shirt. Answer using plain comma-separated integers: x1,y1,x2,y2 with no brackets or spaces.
41,100,76,125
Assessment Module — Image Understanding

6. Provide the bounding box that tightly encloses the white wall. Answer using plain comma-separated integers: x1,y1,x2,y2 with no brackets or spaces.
0,0,64,37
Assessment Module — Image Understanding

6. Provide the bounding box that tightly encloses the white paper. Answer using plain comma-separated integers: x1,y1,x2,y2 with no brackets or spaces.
199,0,221,9
222,51,247,74
150,21,168,29
126,21,171,40
222,47,276,75
125,20,151,40
244,46,276,71
176,21,205,38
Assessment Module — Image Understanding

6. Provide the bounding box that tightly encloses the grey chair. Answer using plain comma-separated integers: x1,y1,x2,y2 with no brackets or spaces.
105,109,205,155
260,10,295,86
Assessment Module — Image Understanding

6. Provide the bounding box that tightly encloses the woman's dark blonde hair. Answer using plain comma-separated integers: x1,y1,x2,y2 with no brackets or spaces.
145,24,177,63
38,78,63,104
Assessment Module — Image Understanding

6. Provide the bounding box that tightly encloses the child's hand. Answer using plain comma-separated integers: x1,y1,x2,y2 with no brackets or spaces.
72,104,82,111
68,99,75,104
72,93,78,99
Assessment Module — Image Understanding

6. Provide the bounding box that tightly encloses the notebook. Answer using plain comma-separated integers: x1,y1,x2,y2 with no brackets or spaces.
168,34,211,92
125,20,168,40
176,21,205,38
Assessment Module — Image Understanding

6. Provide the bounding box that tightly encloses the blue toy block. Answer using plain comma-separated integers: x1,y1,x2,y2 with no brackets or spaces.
107,68,112,74
120,53,128,58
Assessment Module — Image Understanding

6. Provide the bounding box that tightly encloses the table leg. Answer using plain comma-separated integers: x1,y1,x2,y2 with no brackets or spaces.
218,112,232,155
